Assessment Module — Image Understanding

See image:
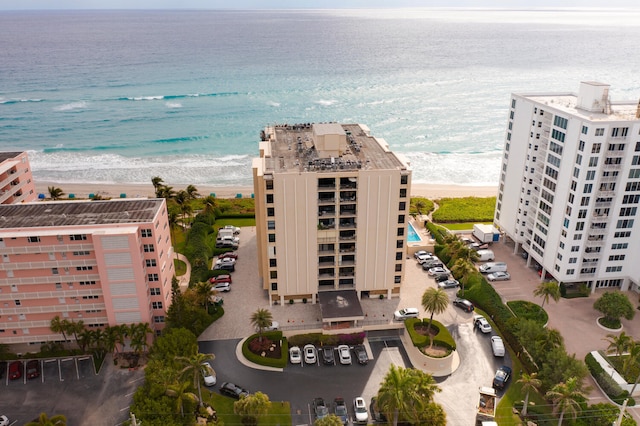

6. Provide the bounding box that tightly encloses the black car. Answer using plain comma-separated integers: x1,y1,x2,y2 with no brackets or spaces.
421,261,444,271
321,346,335,365
313,397,329,419
334,397,348,425
353,344,369,365
452,298,474,312
434,274,450,283
219,382,249,399
493,366,512,389
213,262,235,272
370,397,387,423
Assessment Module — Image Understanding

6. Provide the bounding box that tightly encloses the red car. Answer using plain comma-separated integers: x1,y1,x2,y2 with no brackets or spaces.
9,361,23,380
26,360,41,379
210,274,232,285
218,252,238,260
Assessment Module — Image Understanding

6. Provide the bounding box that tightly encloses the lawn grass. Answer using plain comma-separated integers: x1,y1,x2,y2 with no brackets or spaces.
215,217,256,228
205,392,291,426
432,196,496,223
440,222,491,231
174,258,187,276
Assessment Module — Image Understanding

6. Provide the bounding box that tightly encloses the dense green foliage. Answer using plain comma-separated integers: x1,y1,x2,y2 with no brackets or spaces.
409,197,435,216
585,352,634,406
241,331,288,368
593,292,635,328
287,332,365,347
404,318,456,351
431,196,496,223
507,300,548,325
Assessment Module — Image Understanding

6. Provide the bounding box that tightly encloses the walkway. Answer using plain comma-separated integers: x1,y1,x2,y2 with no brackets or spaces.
174,252,191,293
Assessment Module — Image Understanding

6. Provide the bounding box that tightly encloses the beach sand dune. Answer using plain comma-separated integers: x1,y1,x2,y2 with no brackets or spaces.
35,181,497,201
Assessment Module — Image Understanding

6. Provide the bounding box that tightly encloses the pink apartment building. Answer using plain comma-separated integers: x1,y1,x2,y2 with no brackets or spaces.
0,151,37,205
0,198,174,347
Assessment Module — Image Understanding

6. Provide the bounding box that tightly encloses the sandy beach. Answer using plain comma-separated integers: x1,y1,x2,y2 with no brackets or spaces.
34,181,497,201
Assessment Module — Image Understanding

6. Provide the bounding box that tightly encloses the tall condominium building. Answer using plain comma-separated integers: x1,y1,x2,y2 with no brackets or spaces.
0,199,174,346
495,82,640,292
253,123,411,312
0,151,37,204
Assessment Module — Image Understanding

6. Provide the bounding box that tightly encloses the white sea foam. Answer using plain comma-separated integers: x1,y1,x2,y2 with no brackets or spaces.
267,101,280,107
165,102,182,108
131,96,164,101
53,101,87,111
315,99,338,106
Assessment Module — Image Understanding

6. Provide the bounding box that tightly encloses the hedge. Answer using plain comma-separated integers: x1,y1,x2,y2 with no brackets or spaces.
405,318,456,351
585,352,635,406
286,332,365,348
242,331,288,369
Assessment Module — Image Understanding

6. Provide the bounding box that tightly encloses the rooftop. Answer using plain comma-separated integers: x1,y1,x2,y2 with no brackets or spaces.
0,199,165,229
0,152,23,163
260,122,409,175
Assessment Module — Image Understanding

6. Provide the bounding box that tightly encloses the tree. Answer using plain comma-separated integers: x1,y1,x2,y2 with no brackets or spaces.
156,185,176,200
545,377,587,426
177,352,214,405
50,315,70,347
185,184,200,200
131,322,153,355
415,200,426,215
165,380,199,417
376,365,441,426
194,280,213,310
517,372,542,417
203,195,217,216
593,292,635,328
250,308,274,343
24,412,67,426
67,320,85,348
604,331,632,357
314,414,343,426
233,391,272,426
48,186,65,200
151,176,164,195
421,288,449,348
622,340,640,376
533,281,561,308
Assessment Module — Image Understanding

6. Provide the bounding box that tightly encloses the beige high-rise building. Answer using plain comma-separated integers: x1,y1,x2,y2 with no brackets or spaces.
252,123,411,315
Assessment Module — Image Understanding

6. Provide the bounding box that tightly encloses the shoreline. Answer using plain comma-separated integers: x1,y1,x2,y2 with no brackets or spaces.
34,181,498,200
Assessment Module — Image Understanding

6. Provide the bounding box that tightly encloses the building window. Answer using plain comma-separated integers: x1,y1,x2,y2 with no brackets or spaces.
399,201,406,210
398,215,405,224
69,234,87,241
82,295,99,300
269,259,277,267
567,269,575,275
595,128,604,136
143,244,155,252
267,208,275,217
396,240,404,249
394,276,401,284
606,266,623,273
141,229,152,238
399,188,407,198
268,234,276,243
395,264,402,272
616,219,634,229
76,266,93,271
400,175,408,185
397,228,404,237
52,268,59,275
27,236,41,243
269,271,277,279
146,259,157,267
588,157,598,167
148,273,159,282
154,316,165,323
152,301,163,309
395,252,402,260
15,300,21,306
150,288,161,295
267,221,275,230
581,126,588,135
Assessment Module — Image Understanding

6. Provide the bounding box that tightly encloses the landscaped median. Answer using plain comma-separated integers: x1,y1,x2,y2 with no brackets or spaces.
239,331,288,371
586,351,637,406
400,318,460,377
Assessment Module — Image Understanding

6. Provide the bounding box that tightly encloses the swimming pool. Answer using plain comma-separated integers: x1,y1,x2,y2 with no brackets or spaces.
407,222,422,243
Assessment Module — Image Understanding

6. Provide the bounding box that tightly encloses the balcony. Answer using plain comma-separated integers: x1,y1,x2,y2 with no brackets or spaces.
339,231,356,241
339,244,355,253
339,191,357,203
339,207,357,217
318,219,335,230
339,219,357,229
318,207,336,217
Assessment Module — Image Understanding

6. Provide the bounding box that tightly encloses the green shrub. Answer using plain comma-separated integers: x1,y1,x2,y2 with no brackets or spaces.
507,300,548,325
431,197,496,223
425,222,448,244
585,353,635,406
409,197,435,216
241,332,287,369
405,318,456,351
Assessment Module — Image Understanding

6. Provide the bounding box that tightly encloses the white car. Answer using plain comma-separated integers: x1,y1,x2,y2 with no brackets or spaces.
200,361,216,386
289,346,302,364
487,271,511,281
303,344,317,364
353,397,369,423
0,415,9,426
212,282,231,292
337,344,352,365
428,267,449,276
413,250,432,259
223,225,241,234
473,315,492,334
491,336,505,357
393,307,419,320
417,254,437,264
215,257,237,266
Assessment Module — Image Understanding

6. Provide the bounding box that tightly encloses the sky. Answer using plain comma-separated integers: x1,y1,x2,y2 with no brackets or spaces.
1,0,639,10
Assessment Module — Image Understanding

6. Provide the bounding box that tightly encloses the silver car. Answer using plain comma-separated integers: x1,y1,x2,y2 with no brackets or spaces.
487,271,511,281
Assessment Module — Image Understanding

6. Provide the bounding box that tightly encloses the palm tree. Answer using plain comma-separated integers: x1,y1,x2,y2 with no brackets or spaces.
203,195,217,215
623,341,640,376
376,364,440,426
250,308,274,342
233,391,272,426
604,331,632,357
166,380,199,416
545,376,587,426
415,200,426,215
151,176,164,195
450,258,476,295
177,352,214,406
533,281,561,308
50,315,70,346
174,190,192,227
67,320,85,348
517,372,542,417
185,184,200,200
194,281,213,310
131,322,153,355
421,288,449,348
25,412,67,426
48,186,65,200
156,185,176,200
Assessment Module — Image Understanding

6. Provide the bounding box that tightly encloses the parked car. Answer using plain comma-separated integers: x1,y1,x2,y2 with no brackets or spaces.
453,298,474,312
353,344,369,365
213,260,235,272
210,274,232,284
473,315,492,334
427,267,449,276
487,271,511,282
201,361,216,386
337,345,352,365
215,241,238,249
421,260,444,270
334,397,349,425
26,359,40,379
491,336,506,357
438,279,460,289
434,274,450,283
353,397,369,423
289,346,302,364
220,382,249,399
413,250,432,259
393,307,419,320
214,257,237,267
212,282,231,292
313,397,329,419
8,361,22,380
417,254,437,264
223,225,241,234
321,346,335,365
218,252,238,260
370,397,387,423
303,344,317,364
0,415,9,426
493,365,512,389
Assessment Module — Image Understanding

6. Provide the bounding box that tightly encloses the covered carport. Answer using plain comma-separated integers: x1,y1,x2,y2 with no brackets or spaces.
317,290,365,330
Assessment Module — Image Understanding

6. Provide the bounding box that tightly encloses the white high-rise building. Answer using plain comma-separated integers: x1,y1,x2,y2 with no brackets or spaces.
495,82,640,292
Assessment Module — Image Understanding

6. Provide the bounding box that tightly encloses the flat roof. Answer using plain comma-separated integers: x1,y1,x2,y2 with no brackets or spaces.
515,92,640,122
0,199,164,229
318,290,364,322
262,122,409,175
0,152,24,163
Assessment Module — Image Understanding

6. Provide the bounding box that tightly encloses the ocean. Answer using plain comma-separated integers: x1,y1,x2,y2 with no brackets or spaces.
1,8,640,187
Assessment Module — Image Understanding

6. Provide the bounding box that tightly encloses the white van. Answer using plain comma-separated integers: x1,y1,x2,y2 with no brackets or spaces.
479,262,507,274
476,249,495,262
491,336,505,357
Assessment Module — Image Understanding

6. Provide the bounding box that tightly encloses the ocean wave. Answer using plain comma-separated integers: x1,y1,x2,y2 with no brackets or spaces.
315,99,338,106
42,143,131,153
53,101,88,111
117,91,242,102
0,98,44,104
266,101,280,107
152,136,209,144
165,102,182,108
